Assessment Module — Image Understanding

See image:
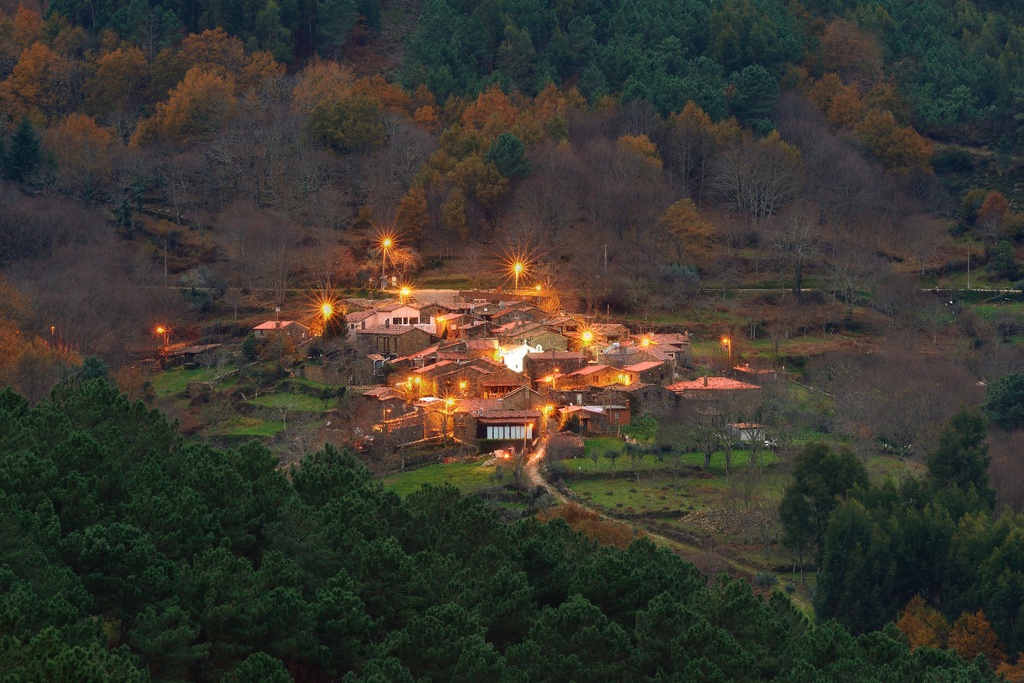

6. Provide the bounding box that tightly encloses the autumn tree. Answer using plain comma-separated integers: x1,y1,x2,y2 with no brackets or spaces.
657,198,714,265
818,19,884,86
853,109,932,175
395,185,429,244
44,113,116,199
948,610,1004,667
0,41,76,123
84,46,149,127
131,67,236,145
895,596,949,651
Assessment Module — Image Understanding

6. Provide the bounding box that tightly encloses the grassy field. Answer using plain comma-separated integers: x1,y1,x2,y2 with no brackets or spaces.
151,367,222,396
383,461,500,497
248,393,329,412
209,417,286,436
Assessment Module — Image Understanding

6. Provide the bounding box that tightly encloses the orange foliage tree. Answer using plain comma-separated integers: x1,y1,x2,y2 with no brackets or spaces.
948,610,1004,667
84,46,149,120
818,19,884,85
291,58,354,115
895,595,949,651
44,113,116,193
131,66,236,145
461,84,520,139
178,28,246,76
853,109,932,174
658,198,715,264
0,41,76,124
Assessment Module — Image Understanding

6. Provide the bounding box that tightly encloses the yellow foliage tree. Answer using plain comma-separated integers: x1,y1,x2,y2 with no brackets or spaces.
895,595,949,651
853,109,932,174
130,66,236,145
617,133,662,168
291,58,354,115
658,198,715,264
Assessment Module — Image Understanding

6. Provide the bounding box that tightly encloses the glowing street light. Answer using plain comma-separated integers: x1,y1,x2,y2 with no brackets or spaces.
400,286,411,304
721,336,732,358
513,261,525,293
458,380,468,394
581,330,594,345
321,302,333,320
154,325,169,351
378,233,397,288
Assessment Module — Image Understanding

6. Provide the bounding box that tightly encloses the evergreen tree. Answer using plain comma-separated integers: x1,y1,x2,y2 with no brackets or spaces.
2,117,41,183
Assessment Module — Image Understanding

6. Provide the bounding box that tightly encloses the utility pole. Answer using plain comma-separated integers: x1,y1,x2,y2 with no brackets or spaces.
967,246,971,291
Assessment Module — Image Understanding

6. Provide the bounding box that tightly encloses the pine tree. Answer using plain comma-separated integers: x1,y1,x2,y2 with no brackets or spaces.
2,117,41,182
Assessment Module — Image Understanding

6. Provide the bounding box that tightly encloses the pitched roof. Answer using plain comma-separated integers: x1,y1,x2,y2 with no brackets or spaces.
565,364,611,377
525,350,586,361
357,325,425,336
475,409,542,421
455,398,503,413
667,377,761,391
412,360,454,374
254,320,306,331
363,387,399,400
623,361,664,372
346,310,374,322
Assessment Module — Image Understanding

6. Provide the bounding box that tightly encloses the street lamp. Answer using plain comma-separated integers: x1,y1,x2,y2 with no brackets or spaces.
721,336,732,359
154,325,169,351
400,286,411,304
513,261,524,294
379,234,395,289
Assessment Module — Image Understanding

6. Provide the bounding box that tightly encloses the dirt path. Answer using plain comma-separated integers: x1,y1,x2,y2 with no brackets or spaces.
526,437,774,580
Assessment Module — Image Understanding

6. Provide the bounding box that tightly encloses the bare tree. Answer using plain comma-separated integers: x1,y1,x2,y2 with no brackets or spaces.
825,245,887,315
769,207,820,296
710,134,802,226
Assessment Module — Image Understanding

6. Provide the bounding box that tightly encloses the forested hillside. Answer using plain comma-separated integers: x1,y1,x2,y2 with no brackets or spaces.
0,379,1003,681
0,0,1023,383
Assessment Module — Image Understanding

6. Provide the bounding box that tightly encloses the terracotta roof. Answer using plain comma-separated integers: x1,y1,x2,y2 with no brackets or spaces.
623,361,664,372
526,350,585,360
346,310,374,322
254,320,305,331
466,339,499,350
357,325,424,336
413,360,454,374
475,409,542,420
565,364,611,377
648,333,691,346
391,344,440,364
455,398,502,413
667,377,761,391
363,387,399,400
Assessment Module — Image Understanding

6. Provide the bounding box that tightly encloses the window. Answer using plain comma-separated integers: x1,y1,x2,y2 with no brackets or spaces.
486,424,533,440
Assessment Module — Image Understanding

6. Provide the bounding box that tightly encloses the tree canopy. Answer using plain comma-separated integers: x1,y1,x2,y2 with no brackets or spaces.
0,380,1000,681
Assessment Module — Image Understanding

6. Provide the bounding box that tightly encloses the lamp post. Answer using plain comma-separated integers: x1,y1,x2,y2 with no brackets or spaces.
380,235,394,289
721,336,732,359
154,325,169,351
513,261,524,294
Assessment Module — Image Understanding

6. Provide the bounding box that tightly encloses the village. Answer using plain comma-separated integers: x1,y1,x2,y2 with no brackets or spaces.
246,283,777,470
